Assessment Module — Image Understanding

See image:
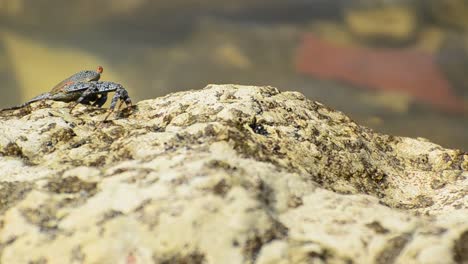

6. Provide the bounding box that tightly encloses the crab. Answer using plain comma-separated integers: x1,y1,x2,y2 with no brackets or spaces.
2,66,133,121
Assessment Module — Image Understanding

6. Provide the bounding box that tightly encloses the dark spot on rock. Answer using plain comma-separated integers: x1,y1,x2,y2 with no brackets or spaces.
442,153,452,163
272,144,286,158
249,117,268,136
311,128,320,137
45,176,97,195
42,128,77,153
412,154,433,171
97,210,124,225
154,251,205,264
71,246,85,263
233,240,240,247
431,179,446,190
375,234,411,264
244,236,263,262
28,257,48,264
21,205,60,233
260,87,280,97
70,139,87,148
250,179,275,208
316,112,330,121
206,160,235,170
454,230,468,263
307,249,334,263
366,221,389,234
40,123,57,133
243,220,288,262
413,195,434,208
87,155,107,167
288,195,303,208
212,179,231,197
0,236,17,248
115,148,133,161
451,151,467,170
0,142,27,159
0,181,34,213
227,127,275,165
150,125,165,132
97,132,115,145
110,168,130,175
108,126,126,139
204,124,217,137
419,227,448,236
162,114,173,125
418,154,429,164
374,136,393,152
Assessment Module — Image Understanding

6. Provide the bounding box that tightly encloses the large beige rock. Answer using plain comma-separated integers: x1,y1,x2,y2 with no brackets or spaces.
0,84,466,263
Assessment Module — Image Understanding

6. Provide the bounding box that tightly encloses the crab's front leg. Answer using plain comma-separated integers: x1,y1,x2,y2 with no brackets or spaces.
103,83,133,121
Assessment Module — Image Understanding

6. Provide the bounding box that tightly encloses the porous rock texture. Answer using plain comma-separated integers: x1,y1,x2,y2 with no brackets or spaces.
0,84,467,264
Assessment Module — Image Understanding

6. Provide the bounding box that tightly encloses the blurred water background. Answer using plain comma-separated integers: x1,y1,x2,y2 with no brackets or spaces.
0,0,466,149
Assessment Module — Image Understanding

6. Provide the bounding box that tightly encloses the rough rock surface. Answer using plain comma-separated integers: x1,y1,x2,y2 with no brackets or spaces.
0,84,466,264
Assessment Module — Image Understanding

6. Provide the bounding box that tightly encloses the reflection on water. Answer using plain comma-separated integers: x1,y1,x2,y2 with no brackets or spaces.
0,0,467,149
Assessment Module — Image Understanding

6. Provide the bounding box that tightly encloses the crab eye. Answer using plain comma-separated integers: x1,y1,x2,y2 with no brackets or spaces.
97,66,104,73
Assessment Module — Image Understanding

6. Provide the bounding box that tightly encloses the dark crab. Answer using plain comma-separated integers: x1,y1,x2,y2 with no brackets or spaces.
2,66,133,121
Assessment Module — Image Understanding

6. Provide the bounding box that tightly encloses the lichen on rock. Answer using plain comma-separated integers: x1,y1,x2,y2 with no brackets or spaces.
0,84,466,263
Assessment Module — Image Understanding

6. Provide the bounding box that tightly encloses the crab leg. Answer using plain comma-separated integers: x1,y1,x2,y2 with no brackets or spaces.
103,84,133,121
1,92,52,110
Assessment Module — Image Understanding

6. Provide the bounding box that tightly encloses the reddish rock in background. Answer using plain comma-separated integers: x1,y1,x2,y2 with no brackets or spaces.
295,34,467,114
